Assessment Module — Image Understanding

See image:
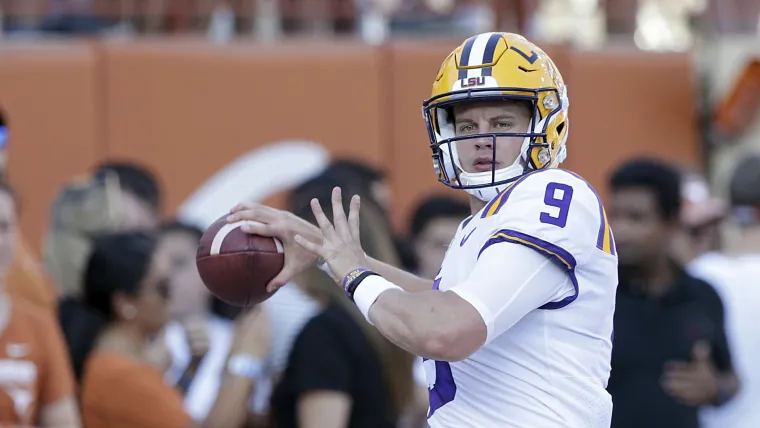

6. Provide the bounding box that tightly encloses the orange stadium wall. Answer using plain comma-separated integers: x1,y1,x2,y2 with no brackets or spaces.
0,40,700,253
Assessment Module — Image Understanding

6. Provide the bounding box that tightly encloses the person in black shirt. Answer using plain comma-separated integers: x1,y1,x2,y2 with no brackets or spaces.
271,180,413,428
272,300,396,428
606,159,739,428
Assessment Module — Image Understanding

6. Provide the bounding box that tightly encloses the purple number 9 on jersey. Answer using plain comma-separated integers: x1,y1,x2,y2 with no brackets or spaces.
540,182,574,228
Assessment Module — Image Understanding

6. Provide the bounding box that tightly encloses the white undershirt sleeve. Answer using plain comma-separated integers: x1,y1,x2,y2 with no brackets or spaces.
449,241,574,344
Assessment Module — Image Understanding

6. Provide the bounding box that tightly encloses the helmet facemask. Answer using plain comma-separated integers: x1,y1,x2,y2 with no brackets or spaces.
424,87,566,202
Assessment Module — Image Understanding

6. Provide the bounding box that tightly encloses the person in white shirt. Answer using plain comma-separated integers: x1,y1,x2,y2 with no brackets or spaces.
158,221,234,421
685,155,760,428
229,32,618,428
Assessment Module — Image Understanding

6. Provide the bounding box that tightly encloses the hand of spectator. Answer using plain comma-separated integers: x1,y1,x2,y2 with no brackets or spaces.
661,341,719,406
182,316,211,368
292,187,369,285
228,201,323,292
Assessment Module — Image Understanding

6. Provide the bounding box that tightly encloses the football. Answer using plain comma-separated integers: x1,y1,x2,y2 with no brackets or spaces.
196,215,284,306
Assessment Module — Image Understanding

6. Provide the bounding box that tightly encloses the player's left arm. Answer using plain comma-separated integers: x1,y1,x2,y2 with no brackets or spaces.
364,242,572,361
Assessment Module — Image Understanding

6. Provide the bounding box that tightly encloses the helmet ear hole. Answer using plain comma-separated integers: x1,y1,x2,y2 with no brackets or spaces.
556,121,566,136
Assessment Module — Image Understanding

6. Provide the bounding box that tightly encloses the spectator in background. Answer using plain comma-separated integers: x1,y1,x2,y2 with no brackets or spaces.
247,168,385,423
158,221,233,421
47,161,162,300
50,168,167,376
53,162,164,362
688,155,760,428
250,160,418,425
320,160,417,271
403,194,470,427
157,222,273,428
63,230,269,428
45,175,126,299
63,231,185,427
270,180,414,428
409,195,470,280
39,0,117,35
324,160,392,213
93,160,162,229
606,159,738,428
0,179,81,427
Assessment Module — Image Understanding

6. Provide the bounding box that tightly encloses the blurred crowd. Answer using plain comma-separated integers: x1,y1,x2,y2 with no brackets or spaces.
2,0,759,44
0,145,757,427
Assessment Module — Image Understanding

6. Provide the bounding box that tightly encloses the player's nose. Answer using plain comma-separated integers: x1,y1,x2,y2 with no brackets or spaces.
473,136,493,150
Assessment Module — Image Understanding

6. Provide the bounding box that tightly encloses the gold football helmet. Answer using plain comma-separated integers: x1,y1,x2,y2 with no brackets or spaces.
423,32,570,202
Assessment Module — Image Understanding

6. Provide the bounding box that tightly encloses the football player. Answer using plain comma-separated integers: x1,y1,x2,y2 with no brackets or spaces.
229,32,618,427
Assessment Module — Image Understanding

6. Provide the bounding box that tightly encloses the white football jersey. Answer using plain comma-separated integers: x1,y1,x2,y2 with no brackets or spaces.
425,168,618,428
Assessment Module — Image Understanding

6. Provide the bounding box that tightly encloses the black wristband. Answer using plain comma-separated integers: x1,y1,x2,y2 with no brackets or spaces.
346,270,379,301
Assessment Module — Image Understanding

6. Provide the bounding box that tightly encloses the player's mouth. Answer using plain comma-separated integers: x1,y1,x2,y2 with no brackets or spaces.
473,157,500,173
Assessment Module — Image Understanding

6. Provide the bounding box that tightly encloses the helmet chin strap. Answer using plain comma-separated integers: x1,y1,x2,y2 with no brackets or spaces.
455,137,529,202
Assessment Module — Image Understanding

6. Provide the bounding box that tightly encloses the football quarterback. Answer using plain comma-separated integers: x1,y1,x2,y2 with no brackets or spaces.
230,32,618,428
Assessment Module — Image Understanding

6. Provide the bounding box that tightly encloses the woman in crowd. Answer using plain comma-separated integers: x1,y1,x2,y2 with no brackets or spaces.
60,230,270,428
159,220,265,424
270,180,415,428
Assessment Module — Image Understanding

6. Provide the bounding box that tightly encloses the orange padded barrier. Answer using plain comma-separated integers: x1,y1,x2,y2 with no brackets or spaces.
1,39,700,251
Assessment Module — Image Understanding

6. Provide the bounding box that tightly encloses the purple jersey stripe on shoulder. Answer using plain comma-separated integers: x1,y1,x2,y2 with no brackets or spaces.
478,228,579,309
562,170,616,255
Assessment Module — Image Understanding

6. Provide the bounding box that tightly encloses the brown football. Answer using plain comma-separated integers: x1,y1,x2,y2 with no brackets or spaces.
196,216,284,306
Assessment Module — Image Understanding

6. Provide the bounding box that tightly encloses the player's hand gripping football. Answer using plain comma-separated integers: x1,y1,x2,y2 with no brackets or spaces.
293,187,368,283
227,201,324,292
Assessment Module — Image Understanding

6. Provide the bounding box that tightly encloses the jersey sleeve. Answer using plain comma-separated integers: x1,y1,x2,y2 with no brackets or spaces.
449,242,573,343
478,170,610,308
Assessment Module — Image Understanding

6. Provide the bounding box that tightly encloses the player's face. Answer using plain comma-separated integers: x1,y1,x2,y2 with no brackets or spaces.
452,101,531,174
133,248,173,335
0,190,16,278
414,217,462,279
609,188,674,268
158,230,210,319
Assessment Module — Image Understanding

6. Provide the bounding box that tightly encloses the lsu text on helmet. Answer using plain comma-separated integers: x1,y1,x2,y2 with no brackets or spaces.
423,32,570,202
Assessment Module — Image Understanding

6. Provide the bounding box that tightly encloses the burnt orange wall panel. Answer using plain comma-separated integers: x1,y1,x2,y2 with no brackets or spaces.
1,42,100,251
1,40,702,248
563,50,700,199
101,40,385,215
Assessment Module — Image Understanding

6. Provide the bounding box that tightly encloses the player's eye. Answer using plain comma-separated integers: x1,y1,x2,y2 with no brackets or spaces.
493,121,513,129
458,124,475,133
